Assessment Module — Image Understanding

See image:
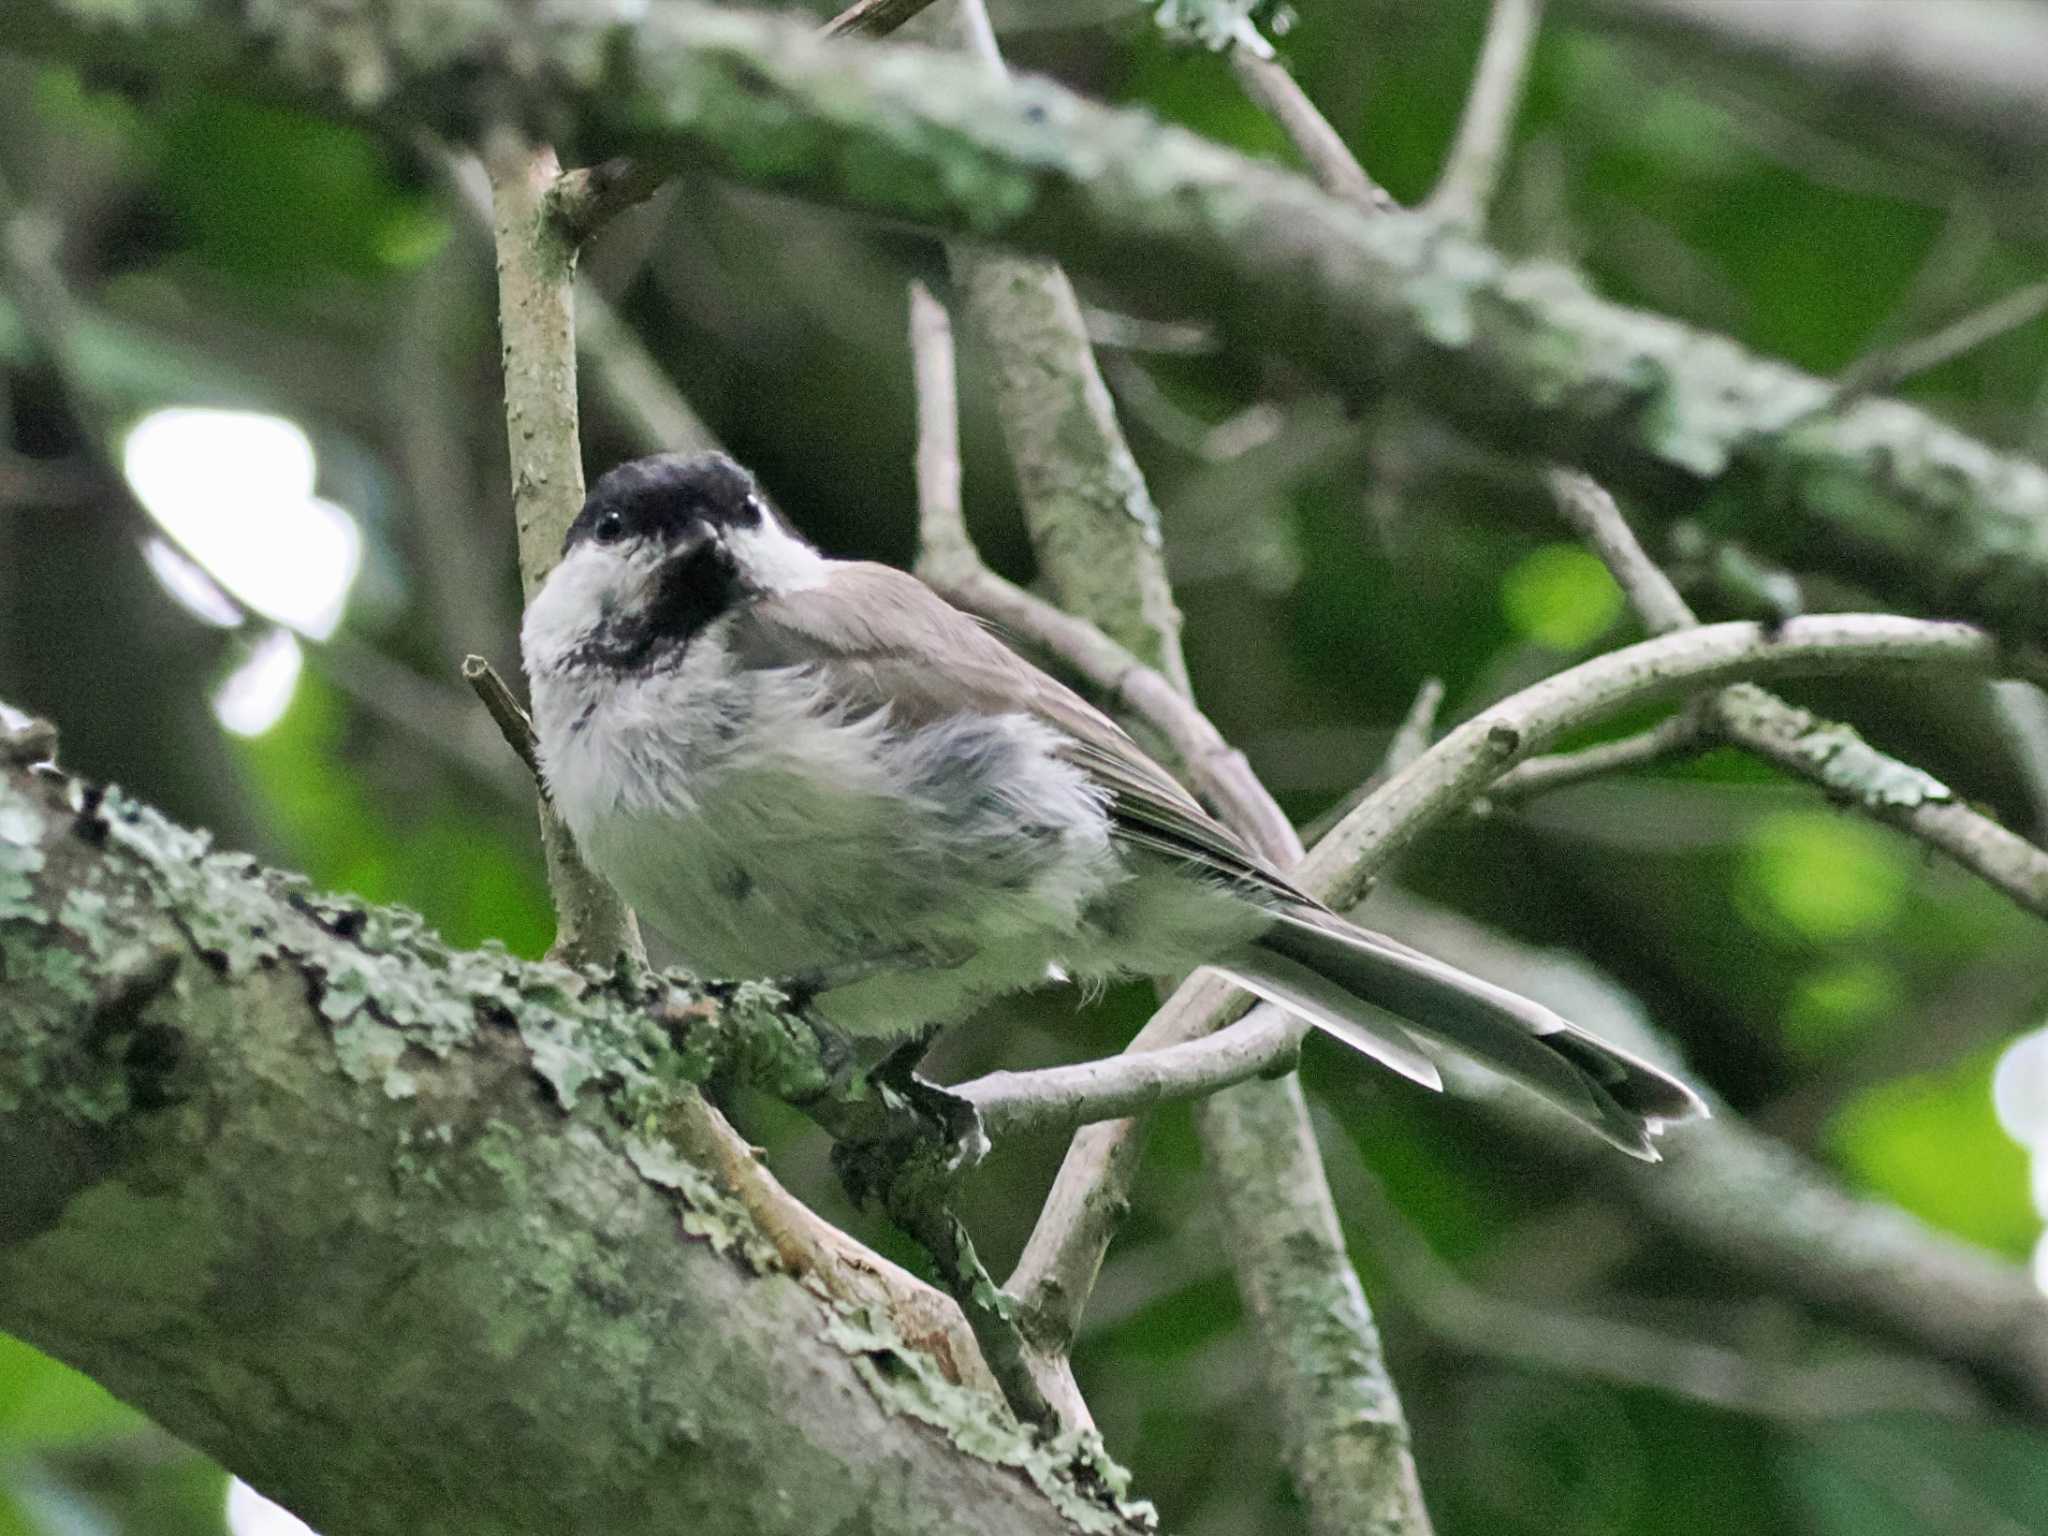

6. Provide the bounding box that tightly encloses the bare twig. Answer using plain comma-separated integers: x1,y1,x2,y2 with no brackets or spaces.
1547,467,1691,632
1824,279,2048,415
1485,709,1708,801
461,654,542,781
1230,52,1395,216
1424,0,1546,231
1383,677,1447,776
957,1005,1300,1139
1544,473,2048,920
1299,676,1446,846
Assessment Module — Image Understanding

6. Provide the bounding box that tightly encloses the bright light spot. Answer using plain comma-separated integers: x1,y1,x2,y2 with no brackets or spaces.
124,409,361,640
1739,812,1907,941
214,630,303,738
1994,1030,2048,1149
226,1478,318,1536
142,537,243,629
2035,1235,2048,1297
1501,545,1624,652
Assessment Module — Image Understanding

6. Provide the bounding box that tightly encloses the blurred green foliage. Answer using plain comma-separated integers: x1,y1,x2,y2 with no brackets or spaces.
4,1,2048,1533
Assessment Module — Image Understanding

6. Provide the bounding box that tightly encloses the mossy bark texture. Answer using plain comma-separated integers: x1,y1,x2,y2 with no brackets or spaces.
16,0,2048,652
0,754,1151,1536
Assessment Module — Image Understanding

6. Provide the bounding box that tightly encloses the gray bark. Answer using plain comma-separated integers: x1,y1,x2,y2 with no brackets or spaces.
14,0,2048,652
0,749,1152,1536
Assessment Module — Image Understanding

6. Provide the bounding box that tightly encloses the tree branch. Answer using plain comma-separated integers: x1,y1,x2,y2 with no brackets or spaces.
1229,51,1395,216
1312,613,2041,913
0,752,1151,1536
1540,470,2048,920
18,1,2048,654
916,15,1429,1527
483,131,642,972
1568,0,2048,158
956,1006,1300,1139
1424,0,1545,231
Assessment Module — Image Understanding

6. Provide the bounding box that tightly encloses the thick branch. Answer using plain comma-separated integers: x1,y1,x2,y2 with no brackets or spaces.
17,2,2048,654
0,753,1150,1536
1569,0,2048,159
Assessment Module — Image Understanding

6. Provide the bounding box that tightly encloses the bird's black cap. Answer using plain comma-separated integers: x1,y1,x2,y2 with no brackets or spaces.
564,451,781,554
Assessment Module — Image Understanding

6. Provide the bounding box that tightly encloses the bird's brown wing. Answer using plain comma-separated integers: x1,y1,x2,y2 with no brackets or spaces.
730,562,1309,905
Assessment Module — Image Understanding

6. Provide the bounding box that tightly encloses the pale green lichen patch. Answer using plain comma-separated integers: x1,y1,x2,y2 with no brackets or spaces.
0,777,47,922
622,1134,782,1271
1783,722,1953,808
824,1306,1155,1534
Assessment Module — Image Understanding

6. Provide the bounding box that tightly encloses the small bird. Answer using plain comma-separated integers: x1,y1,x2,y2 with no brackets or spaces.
522,452,1705,1157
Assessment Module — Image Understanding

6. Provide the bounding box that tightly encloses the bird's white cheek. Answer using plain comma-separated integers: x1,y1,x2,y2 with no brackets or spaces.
520,545,643,673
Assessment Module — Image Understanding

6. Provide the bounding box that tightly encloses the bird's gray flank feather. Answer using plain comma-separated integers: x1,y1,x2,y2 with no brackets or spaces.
732,563,1308,905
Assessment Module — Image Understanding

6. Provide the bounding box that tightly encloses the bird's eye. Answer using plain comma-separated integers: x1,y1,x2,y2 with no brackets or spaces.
594,511,626,545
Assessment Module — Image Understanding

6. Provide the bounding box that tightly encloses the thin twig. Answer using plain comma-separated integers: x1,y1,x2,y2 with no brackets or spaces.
1230,51,1395,216
1423,0,1546,231
1547,468,1691,632
1299,676,1445,845
957,1006,1300,1139
484,130,644,969
1484,709,1708,802
1823,279,2048,416
1544,473,2048,919
462,654,542,781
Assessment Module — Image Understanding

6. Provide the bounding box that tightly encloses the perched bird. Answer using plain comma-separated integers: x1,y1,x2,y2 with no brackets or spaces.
522,452,1705,1157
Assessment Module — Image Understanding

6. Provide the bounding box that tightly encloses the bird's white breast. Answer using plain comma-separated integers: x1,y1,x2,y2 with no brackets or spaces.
527,629,1132,1032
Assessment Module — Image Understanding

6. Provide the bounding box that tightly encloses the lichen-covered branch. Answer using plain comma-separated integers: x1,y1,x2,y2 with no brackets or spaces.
1536,471,2048,921
17,2,2048,654
0,746,1153,1536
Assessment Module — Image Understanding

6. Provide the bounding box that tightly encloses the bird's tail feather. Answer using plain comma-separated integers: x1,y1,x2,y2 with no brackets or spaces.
1234,909,1708,1159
